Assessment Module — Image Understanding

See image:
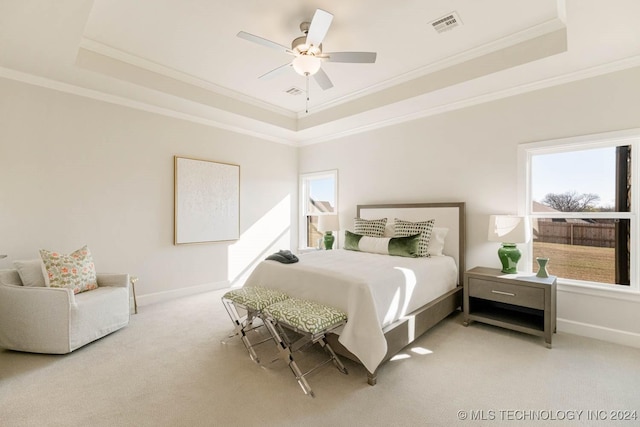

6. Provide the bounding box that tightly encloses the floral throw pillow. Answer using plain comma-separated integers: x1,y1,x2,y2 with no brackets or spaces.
39,245,98,294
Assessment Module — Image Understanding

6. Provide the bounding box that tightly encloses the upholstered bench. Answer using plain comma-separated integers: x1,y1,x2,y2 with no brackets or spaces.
221,286,290,363
262,297,348,397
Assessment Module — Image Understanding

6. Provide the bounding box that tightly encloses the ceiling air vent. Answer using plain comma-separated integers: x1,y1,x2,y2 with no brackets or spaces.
285,87,304,96
431,11,462,34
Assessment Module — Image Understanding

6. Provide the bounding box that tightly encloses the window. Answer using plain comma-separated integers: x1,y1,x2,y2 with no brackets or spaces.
520,130,639,289
299,170,338,249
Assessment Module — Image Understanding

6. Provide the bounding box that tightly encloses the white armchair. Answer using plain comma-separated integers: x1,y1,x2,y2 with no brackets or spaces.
0,269,130,354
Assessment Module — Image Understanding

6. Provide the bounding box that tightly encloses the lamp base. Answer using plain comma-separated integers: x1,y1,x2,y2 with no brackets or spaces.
498,243,521,274
323,231,335,250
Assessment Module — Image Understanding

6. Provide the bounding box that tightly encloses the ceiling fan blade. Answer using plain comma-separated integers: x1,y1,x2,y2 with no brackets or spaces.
321,52,377,63
306,9,333,47
313,67,333,90
258,62,293,80
237,31,293,55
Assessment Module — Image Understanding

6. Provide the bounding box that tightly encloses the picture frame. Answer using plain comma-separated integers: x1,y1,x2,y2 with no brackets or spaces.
174,156,240,244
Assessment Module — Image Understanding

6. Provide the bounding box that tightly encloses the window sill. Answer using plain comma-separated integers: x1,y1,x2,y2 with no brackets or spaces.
557,280,640,302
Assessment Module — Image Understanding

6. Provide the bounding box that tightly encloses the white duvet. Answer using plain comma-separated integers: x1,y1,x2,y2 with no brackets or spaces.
243,249,457,373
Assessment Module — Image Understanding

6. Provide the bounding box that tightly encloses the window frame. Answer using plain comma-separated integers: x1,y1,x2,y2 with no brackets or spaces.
298,169,338,250
518,129,640,294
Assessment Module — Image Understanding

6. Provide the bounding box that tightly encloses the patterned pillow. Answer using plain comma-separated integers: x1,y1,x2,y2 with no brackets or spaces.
353,218,387,237
394,218,435,257
39,245,98,294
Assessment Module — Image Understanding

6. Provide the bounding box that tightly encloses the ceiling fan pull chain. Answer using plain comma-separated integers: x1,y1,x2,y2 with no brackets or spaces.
305,73,310,114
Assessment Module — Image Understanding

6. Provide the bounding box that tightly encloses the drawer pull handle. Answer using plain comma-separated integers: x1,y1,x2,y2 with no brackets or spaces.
491,290,516,297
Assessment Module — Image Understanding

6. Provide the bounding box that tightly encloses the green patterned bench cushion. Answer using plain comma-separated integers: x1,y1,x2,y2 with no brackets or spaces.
264,298,347,335
223,286,290,311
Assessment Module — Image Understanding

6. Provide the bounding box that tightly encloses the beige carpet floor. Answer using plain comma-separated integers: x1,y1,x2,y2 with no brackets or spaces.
1,288,639,426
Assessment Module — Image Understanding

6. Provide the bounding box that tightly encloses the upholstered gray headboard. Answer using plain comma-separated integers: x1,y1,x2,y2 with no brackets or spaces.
357,202,466,285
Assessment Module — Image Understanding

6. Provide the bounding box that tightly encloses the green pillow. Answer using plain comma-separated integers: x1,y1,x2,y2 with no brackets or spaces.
344,230,420,258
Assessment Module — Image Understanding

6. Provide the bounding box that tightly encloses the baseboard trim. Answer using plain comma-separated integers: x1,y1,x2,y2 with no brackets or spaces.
558,318,640,349
134,280,229,308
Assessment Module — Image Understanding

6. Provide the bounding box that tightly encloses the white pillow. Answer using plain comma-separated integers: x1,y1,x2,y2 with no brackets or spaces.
382,223,395,237
427,227,449,256
13,259,46,287
344,230,420,258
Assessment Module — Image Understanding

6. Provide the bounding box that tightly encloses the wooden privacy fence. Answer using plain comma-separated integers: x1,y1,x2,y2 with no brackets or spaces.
535,221,615,248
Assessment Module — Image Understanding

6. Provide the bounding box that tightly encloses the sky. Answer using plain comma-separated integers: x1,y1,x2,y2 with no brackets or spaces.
531,147,616,208
309,176,335,207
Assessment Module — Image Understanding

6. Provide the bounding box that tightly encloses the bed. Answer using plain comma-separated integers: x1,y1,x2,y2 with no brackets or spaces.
244,202,465,385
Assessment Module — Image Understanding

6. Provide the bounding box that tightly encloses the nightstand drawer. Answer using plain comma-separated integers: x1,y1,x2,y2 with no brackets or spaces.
468,278,544,310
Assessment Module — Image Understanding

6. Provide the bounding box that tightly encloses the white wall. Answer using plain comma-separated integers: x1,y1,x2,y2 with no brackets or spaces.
298,66,640,347
0,77,298,303
2,65,640,347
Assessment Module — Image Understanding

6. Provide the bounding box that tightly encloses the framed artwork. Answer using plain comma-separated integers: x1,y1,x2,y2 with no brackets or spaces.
174,156,240,244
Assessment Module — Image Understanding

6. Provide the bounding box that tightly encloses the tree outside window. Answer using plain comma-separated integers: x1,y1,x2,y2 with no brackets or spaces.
524,135,636,287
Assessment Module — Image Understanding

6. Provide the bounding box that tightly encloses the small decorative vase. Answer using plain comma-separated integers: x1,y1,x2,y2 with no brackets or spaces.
536,257,549,278
323,231,335,250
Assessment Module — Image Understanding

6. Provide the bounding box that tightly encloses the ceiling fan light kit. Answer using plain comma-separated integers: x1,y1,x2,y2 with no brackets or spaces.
292,55,321,76
237,8,377,111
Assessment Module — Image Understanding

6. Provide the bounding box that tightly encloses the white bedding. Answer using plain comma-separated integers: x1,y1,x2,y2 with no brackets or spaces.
243,249,458,373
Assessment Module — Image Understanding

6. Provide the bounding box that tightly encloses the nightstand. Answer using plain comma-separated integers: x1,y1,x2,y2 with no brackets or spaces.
463,266,557,348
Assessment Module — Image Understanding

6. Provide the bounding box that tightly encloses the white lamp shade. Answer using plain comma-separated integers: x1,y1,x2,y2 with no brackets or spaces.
317,214,340,232
488,215,531,243
292,55,321,76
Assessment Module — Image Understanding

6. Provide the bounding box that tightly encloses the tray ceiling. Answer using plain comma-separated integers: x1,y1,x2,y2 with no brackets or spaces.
1,1,639,144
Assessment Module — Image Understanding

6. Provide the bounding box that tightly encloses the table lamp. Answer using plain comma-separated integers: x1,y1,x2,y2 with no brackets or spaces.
317,214,340,250
488,215,531,273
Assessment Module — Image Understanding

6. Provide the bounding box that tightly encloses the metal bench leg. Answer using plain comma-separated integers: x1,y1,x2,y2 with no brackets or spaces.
222,298,245,335
240,330,260,363
264,319,315,397
289,355,314,398
222,299,268,363
318,338,348,375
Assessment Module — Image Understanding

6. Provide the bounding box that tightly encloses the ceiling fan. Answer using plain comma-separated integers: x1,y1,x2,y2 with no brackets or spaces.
237,9,377,91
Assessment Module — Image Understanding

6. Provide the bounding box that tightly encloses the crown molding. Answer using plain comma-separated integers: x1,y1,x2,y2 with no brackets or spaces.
3,52,639,149
297,55,640,146
79,37,297,119
80,18,566,123
300,18,567,117
0,66,297,146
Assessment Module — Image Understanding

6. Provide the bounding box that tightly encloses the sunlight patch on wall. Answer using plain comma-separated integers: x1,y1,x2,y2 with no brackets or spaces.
227,195,291,285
